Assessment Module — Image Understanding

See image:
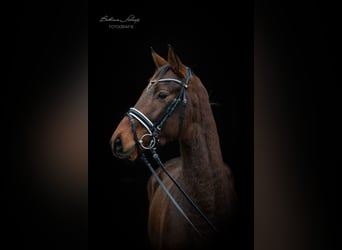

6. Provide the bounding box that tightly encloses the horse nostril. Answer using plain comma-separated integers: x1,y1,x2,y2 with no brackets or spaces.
114,137,123,153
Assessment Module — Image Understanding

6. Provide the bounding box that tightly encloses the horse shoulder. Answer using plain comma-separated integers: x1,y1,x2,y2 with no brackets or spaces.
146,157,188,249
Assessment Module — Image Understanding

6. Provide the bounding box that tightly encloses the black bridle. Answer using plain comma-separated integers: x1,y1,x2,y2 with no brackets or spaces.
125,66,218,238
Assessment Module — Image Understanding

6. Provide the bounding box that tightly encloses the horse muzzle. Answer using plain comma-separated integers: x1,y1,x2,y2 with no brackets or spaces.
110,136,137,161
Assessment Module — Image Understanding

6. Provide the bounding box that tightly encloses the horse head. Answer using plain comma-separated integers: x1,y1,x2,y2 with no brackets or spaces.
110,45,196,161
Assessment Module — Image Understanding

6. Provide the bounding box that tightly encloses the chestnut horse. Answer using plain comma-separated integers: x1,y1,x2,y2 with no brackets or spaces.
110,46,237,250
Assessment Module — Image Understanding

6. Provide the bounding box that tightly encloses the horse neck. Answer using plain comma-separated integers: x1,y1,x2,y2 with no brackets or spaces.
179,85,226,192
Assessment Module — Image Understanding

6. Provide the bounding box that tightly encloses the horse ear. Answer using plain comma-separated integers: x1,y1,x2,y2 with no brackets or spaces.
167,44,187,79
151,47,168,69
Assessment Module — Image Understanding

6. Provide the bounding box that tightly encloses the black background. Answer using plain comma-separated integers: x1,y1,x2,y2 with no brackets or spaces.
90,3,253,250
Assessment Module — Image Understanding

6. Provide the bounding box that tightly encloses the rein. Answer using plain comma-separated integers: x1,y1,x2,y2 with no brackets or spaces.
125,67,218,238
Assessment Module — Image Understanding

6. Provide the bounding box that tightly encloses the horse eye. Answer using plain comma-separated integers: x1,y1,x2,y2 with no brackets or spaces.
157,92,168,99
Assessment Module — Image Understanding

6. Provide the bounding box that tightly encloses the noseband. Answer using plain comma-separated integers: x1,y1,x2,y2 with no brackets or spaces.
125,67,217,238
